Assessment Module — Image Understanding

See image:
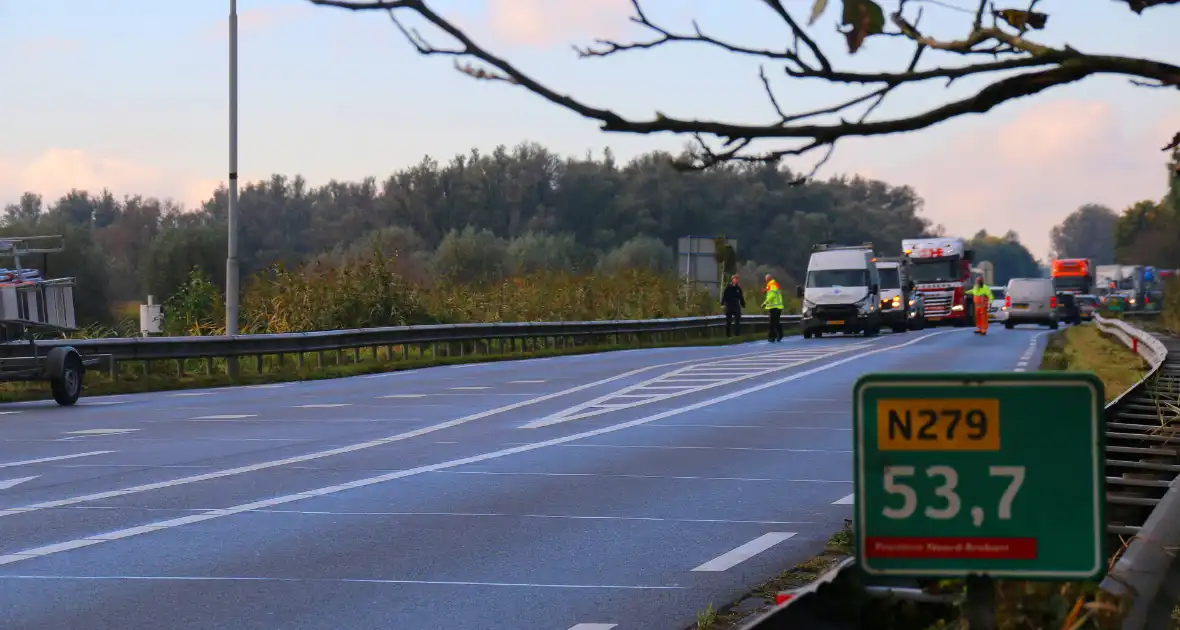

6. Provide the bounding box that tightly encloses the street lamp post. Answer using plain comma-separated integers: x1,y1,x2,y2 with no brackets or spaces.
226,0,240,338
225,0,239,375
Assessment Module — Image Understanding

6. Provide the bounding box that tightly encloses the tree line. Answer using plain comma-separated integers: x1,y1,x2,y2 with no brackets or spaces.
1,141,1055,329
1048,151,1180,269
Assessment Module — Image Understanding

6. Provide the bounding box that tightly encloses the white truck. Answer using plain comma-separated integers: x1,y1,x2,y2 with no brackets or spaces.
873,256,921,333
796,243,883,338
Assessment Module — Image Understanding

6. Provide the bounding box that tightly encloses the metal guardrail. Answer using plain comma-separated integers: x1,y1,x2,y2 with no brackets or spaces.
0,314,797,375
741,316,1176,630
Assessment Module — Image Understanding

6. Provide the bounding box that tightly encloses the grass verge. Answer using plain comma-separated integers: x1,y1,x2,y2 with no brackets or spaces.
0,331,773,403
1040,324,1149,401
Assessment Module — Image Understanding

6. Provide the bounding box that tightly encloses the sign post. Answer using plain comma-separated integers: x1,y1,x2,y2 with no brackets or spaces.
854,372,1106,627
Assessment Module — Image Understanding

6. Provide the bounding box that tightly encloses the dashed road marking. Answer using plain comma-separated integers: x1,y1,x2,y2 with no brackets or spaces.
1015,331,1048,371
690,532,797,572
0,452,114,468
189,415,257,421
833,493,854,505
377,394,427,399
450,386,491,391
294,404,351,409
63,429,137,436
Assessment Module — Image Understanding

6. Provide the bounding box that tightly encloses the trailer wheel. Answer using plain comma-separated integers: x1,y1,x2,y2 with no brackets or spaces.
50,351,84,406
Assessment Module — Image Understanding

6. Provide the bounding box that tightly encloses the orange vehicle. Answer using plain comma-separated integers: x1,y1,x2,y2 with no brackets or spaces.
1051,258,1093,295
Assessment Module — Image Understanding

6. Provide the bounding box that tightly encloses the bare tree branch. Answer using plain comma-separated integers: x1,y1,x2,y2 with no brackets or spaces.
307,0,1180,178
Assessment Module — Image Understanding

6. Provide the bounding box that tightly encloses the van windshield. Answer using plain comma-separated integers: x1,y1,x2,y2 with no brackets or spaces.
807,269,869,288
877,267,900,290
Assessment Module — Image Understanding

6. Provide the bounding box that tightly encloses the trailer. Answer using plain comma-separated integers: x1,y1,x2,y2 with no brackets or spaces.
0,236,108,406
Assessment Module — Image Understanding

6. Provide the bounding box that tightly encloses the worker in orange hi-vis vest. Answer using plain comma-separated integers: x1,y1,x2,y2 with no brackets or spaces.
966,277,994,335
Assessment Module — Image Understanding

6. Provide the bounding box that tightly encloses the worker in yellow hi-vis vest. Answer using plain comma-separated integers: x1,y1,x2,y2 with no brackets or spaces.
966,277,994,335
762,274,784,342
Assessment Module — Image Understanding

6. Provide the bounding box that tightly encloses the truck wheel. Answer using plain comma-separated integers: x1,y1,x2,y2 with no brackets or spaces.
802,330,812,339
891,326,907,334
1049,320,1059,330
1004,321,1015,330
50,352,84,406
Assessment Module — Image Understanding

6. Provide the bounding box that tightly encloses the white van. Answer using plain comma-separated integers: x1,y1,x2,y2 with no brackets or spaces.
1003,277,1059,329
797,243,883,338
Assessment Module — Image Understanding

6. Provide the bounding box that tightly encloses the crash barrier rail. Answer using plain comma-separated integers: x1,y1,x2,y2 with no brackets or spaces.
0,314,801,377
740,315,1177,630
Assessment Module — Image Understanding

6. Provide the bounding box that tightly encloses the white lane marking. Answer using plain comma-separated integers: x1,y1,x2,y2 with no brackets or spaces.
0,331,946,565
1016,331,1048,371
377,394,427,399
0,575,683,590
0,411,21,415
189,415,257,421
0,476,38,490
690,532,797,572
833,493,855,505
58,505,814,526
650,424,851,431
569,624,618,630
554,444,850,454
64,429,137,436
170,392,215,397
294,404,351,409
0,452,113,468
80,401,124,406
450,386,490,391
520,344,876,429
246,384,287,389
0,358,730,520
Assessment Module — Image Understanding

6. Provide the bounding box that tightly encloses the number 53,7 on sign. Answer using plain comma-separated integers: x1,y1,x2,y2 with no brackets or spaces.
853,372,1106,580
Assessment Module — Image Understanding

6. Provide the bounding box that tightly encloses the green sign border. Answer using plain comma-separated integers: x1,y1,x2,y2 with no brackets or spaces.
853,371,1106,580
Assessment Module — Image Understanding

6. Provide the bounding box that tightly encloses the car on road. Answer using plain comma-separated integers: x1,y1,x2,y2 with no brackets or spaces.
988,285,1007,322
1003,277,1059,330
1075,294,1098,321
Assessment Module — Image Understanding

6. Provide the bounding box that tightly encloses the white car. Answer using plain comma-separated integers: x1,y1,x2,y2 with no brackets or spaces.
988,285,1008,321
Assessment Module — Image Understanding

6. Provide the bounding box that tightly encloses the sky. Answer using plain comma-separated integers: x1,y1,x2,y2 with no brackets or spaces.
0,0,1176,260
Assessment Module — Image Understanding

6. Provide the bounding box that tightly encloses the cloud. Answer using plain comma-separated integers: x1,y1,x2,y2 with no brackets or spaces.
857,100,1180,260
482,0,634,47
0,149,217,209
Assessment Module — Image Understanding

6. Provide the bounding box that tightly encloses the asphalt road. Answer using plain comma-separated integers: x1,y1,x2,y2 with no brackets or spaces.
0,325,1051,629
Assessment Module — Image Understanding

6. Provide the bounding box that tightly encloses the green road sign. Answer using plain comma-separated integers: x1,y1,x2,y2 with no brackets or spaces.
853,372,1106,580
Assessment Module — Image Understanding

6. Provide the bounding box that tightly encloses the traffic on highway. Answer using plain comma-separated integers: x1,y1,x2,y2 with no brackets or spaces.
0,237,1167,629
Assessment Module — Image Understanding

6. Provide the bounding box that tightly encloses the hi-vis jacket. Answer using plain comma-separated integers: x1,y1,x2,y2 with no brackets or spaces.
967,284,994,306
762,280,784,310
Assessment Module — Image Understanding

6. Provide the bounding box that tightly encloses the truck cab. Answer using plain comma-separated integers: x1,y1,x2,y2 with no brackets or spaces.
797,243,883,338
901,237,975,327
